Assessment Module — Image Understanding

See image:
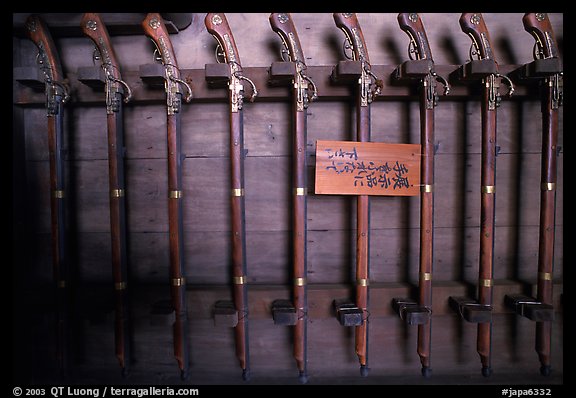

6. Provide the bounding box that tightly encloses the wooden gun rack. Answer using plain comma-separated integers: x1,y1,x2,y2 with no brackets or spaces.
13,58,562,321
14,63,542,107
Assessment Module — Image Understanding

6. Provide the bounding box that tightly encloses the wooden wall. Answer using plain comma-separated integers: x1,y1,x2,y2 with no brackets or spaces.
12,13,563,385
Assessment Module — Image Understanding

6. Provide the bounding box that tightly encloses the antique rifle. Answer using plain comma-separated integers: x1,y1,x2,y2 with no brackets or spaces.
142,13,193,380
395,12,449,378
205,13,258,381
269,12,317,384
80,13,133,376
522,12,562,376
333,13,381,377
459,13,513,377
25,14,71,376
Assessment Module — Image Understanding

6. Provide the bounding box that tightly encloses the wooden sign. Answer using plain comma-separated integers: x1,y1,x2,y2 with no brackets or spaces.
314,140,421,196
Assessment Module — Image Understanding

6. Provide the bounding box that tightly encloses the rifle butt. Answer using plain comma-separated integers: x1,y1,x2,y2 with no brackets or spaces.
355,321,368,368
293,318,306,372
536,321,552,375
477,322,492,376
114,289,130,374
173,314,190,380
533,80,558,377
233,320,248,371
417,323,431,370
55,289,69,378
232,283,249,374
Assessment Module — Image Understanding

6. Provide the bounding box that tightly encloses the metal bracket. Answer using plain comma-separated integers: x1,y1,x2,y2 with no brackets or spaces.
333,298,363,326
269,61,314,111
454,59,498,81
449,296,492,323
391,298,431,325
271,299,297,326
393,59,450,109
139,60,191,115
549,72,563,109
504,294,554,322
77,66,106,89
517,57,562,80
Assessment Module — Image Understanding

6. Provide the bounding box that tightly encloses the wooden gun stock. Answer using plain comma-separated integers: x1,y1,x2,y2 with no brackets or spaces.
205,13,241,64
205,12,251,381
269,12,310,383
522,12,561,377
460,13,496,61
142,13,182,79
458,12,502,377
397,13,433,61
523,13,559,59
397,12,436,377
81,13,131,374
142,12,190,379
80,13,121,80
333,13,370,63
26,14,65,83
332,12,371,377
26,14,69,376
269,13,305,64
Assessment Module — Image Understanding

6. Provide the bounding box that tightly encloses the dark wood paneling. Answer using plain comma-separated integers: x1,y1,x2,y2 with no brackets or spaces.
13,12,563,384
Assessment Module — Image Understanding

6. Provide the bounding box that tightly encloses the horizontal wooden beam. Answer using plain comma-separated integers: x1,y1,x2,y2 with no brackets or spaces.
12,13,191,37
13,64,540,106
28,279,562,323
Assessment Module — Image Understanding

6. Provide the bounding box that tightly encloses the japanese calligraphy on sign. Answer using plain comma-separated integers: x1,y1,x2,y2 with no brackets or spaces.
314,140,421,196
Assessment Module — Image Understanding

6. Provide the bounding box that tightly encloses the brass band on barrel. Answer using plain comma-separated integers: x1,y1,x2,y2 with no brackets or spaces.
542,182,556,191
53,190,65,198
115,282,127,291
482,185,496,194
479,278,493,287
539,272,552,281
169,190,182,199
294,187,307,196
357,278,369,287
420,272,432,281
294,277,306,286
232,188,245,197
422,184,433,193
111,189,125,198
233,276,246,285
172,277,186,286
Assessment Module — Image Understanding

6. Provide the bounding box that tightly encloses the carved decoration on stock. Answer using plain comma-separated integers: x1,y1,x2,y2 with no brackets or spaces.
25,14,71,378
80,12,133,377
330,13,382,378
391,12,449,378
448,13,514,378
141,12,193,380
205,12,258,382
269,12,317,384
504,12,562,377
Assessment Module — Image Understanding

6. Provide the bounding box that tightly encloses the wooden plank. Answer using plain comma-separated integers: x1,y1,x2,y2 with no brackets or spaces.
16,11,562,107
18,281,564,382
186,225,567,287
314,140,421,196
21,279,562,320
20,87,563,165
25,222,563,286
12,13,190,37
13,12,565,384
13,64,543,106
